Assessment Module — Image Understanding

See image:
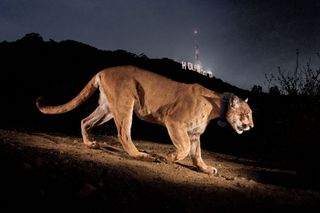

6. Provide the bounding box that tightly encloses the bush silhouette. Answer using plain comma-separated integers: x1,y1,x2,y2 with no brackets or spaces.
265,49,320,96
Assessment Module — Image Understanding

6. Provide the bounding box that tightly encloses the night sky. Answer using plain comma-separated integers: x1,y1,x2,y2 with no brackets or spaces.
1,0,319,90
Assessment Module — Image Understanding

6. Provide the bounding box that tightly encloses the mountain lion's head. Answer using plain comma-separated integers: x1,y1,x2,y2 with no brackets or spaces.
225,95,254,134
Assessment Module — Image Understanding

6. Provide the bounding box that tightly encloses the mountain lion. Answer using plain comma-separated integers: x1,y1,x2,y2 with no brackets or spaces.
36,66,253,175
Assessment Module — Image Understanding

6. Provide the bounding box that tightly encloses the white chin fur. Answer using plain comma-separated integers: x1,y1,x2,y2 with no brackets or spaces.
235,126,250,134
235,129,243,134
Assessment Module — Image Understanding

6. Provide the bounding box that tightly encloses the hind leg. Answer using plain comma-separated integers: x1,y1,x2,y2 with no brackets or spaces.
81,105,113,149
112,100,149,159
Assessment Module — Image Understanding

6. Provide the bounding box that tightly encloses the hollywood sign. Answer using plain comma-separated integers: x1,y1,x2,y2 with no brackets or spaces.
181,61,213,78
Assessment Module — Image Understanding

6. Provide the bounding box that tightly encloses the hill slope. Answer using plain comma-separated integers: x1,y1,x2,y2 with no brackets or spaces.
1,129,319,212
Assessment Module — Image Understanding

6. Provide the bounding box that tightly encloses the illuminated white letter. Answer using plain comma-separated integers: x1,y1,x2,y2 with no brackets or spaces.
181,61,187,70
194,64,201,73
200,67,205,75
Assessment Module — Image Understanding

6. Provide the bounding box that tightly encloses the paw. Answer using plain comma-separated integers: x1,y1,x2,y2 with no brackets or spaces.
132,152,151,161
199,166,218,176
166,153,175,162
85,141,100,149
166,152,178,162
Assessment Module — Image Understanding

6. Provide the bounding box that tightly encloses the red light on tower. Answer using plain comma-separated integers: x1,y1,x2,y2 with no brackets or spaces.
193,29,200,67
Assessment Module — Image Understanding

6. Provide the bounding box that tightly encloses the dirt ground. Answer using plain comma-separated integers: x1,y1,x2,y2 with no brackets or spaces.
0,129,319,212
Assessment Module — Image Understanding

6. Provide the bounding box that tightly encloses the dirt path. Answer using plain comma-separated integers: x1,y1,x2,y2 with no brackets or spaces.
0,129,319,212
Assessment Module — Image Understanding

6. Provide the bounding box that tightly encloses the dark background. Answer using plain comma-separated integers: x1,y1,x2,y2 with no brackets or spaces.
1,0,320,89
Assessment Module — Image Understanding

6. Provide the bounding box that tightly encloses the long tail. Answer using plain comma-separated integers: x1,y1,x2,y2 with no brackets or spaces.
36,74,100,114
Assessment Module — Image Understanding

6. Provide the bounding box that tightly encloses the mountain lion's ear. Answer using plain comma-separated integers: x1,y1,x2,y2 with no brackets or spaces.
230,95,240,108
245,98,248,103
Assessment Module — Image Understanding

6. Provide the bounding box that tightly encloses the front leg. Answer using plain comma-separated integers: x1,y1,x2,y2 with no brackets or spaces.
189,133,217,175
165,121,191,162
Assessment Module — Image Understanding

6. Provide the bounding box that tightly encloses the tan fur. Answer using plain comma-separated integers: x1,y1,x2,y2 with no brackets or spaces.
36,66,254,175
